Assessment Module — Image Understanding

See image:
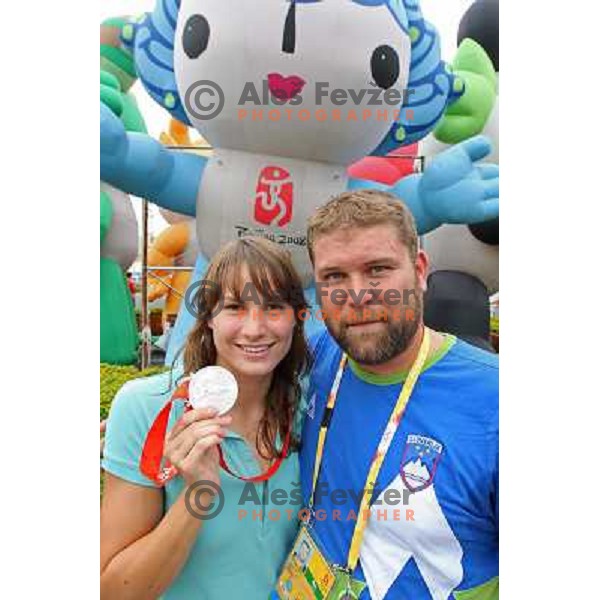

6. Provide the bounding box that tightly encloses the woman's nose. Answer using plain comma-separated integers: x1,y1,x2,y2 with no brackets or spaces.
240,306,268,337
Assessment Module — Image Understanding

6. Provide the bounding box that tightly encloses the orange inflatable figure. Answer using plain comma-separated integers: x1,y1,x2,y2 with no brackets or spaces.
147,120,209,325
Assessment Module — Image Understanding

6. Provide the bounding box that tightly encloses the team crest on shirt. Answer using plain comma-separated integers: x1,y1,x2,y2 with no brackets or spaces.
400,434,444,493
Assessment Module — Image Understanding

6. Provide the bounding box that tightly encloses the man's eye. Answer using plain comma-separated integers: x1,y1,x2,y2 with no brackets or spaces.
369,266,390,276
324,272,344,282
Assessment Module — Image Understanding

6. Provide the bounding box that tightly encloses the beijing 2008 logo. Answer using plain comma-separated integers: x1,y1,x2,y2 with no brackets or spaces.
254,165,293,227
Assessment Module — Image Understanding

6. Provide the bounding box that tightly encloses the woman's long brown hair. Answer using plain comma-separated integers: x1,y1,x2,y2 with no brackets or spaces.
181,237,311,459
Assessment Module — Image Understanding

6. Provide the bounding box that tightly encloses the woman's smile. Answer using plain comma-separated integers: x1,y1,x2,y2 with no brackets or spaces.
235,342,277,359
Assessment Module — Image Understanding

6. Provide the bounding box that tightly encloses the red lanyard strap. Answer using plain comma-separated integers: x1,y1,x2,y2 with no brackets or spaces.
140,379,191,485
217,428,291,483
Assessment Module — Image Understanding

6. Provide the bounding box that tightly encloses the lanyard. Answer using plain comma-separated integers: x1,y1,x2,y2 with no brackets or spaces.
140,379,290,485
217,429,290,482
308,328,431,573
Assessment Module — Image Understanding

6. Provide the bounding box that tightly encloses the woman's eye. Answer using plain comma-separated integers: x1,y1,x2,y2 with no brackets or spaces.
266,303,285,311
370,45,400,90
182,14,210,59
224,303,242,311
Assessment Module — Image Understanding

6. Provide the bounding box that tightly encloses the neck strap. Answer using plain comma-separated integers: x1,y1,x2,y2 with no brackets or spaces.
309,328,431,572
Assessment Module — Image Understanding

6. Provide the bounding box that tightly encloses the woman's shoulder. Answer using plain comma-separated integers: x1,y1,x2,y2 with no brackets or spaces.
108,369,182,430
103,369,183,486
116,369,178,399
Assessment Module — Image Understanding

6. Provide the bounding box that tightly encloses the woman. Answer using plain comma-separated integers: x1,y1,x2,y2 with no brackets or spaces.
101,237,311,599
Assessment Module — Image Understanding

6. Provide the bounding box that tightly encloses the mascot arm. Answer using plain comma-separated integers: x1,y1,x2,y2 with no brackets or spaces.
146,224,190,301
100,104,206,217
347,175,439,235
148,273,170,302
151,222,191,258
349,136,499,235
147,247,173,302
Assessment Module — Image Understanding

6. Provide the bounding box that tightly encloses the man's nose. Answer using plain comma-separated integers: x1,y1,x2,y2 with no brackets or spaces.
346,275,375,308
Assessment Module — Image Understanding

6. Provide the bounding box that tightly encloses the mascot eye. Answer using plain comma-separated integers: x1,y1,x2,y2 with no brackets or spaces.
183,14,210,59
370,45,400,89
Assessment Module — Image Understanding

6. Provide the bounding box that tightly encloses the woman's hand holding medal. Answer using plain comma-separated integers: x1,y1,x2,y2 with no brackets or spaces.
164,407,232,487
164,366,238,488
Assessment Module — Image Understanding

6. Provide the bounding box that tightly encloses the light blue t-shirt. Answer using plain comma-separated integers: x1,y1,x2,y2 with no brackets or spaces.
102,370,302,600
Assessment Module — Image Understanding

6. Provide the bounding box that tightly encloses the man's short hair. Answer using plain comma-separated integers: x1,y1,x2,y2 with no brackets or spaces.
307,189,419,263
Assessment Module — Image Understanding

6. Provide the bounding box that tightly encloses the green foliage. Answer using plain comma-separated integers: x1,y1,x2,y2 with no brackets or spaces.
100,363,168,420
100,363,168,499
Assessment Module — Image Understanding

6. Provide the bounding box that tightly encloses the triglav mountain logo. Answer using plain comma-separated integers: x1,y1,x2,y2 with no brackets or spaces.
399,434,444,493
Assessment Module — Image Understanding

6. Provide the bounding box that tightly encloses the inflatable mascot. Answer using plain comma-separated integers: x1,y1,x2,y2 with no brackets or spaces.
100,17,146,364
147,211,199,327
100,0,499,364
420,0,499,350
145,121,208,328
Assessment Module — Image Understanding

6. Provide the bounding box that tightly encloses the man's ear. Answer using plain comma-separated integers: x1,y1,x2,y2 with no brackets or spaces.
415,249,429,292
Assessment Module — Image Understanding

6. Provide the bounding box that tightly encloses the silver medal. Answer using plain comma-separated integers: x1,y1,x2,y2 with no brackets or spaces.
188,366,238,415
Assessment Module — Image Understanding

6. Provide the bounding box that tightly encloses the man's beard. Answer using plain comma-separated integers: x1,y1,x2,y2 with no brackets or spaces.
324,293,423,365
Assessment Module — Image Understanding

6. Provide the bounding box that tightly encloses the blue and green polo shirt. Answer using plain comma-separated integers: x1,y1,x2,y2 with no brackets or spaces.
299,331,499,599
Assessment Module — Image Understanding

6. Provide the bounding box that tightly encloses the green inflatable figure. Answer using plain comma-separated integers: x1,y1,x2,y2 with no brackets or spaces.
433,38,497,144
100,18,147,364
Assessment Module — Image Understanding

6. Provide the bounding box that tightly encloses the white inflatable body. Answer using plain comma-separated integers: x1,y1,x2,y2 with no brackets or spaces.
100,182,138,271
196,149,348,285
174,0,411,286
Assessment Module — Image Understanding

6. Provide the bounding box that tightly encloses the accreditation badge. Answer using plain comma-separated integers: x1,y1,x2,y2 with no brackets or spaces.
328,568,366,600
273,525,335,600
271,526,367,600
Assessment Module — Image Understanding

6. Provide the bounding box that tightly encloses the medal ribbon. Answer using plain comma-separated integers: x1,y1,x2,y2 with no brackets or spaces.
217,428,291,482
140,378,291,486
308,328,431,573
140,378,191,485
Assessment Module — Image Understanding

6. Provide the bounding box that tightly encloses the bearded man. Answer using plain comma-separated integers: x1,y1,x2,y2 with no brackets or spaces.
299,190,499,600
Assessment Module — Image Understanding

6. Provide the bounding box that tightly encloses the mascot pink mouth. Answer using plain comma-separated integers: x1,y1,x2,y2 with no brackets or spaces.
267,73,306,101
